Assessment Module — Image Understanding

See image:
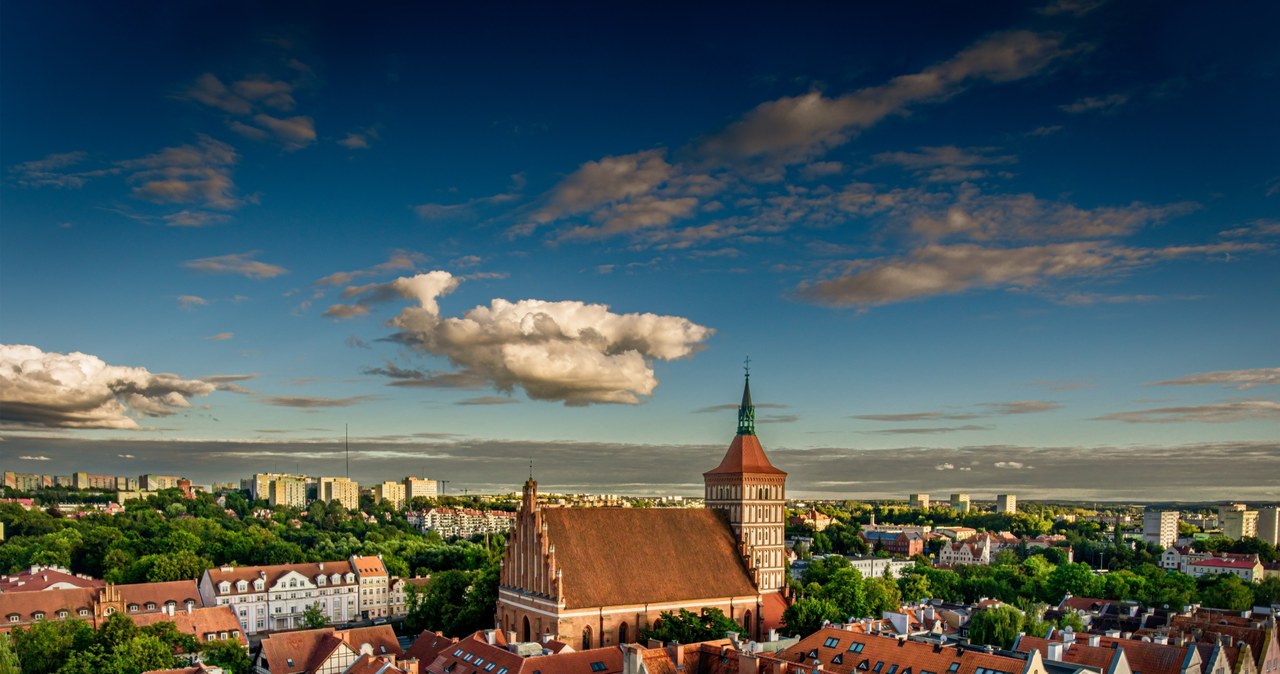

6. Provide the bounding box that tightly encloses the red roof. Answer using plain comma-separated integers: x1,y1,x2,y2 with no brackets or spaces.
771,628,1031,674
704,434,787,476
1193,558,1258,570
131,606,247,647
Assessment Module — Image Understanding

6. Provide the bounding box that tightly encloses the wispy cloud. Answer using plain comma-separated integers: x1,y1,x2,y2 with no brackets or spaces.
19,455,51,461
178,295,208,310
1061,93,1130,114
1153,367,1280,390
206,332,235,341
694,402,789,413
315,250,426,287
869,424,992,434
1097,399,1280,423
871,146,1016,183
456,396,521,406
183,71,317,151
184,251,288,279
261,395,379,408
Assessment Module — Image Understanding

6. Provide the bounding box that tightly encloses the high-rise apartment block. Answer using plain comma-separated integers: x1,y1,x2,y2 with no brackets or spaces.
950,493,971,513
268,476,307,509
403,477,438,502
247,473,307,501
1143,510,1179,549
373,481,406,509
996,494,1017,514
319,477,360,510
1258,507,1280,546
909,493,930,510
1223,509,1258,541
139,474,181,491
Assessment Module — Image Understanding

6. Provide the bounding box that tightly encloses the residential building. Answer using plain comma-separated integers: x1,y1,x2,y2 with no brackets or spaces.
1017,629,1201,674
140,474,181,491
0,565,103,592
860,529,924,557
1143,510,1179,549
936,526,978,541
951,493,971,513
374,481,406,509
996,493,1017,514
909,493,930,510
255,625,405,674
199,560,361,635
789,508,833,531
1188,556,1265,583
351,555,391,621
2,472,51,491
72,472,118,490
130,605,247,648
0,581,203,633
843,555,913,579
319,477,360,510
408,508,516,539
403,476,439,502
1258,507,1280,546
1223,510,1259,541
115,476,139,491
246,473,307,501
269,476,308,509
495,373,786,646
423,628,622,674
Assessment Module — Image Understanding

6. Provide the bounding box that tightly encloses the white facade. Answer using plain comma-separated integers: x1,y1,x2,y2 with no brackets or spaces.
373,481,406,509
996,494,1017,514
1223,509,1258,540
199,561,361,635
269,477,307,509
403,477,439,502
408,507,516,539
1143,510,1179,549
909,493,930,510
1258,507,1280,546
319,477,360,510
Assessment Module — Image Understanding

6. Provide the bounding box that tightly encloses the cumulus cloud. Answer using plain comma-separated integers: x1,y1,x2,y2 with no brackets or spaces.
324,270,459,320
184,251,288,279
379,271,713,405
698,31,1068,166
1098,400,1280,423
1152,367,1280,390
0,344,215,429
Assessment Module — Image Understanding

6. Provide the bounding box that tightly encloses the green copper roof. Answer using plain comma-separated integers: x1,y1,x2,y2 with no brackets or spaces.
737,374,755,436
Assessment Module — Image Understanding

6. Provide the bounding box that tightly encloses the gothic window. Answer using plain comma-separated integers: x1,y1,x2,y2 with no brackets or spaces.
523,616,532,642
619,622,628,644
582,625,593,650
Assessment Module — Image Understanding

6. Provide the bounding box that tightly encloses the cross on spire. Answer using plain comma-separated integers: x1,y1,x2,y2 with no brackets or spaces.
743,355,751,379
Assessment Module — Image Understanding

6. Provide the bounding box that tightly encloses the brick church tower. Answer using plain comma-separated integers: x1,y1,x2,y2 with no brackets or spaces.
703,368,788,595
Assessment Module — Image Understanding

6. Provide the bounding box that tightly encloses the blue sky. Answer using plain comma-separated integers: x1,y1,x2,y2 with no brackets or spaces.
2,1,1278,498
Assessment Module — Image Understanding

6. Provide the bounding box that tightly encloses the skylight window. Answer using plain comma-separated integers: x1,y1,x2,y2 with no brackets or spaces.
849,643,865,653
824,637,841,648
591,663,608,672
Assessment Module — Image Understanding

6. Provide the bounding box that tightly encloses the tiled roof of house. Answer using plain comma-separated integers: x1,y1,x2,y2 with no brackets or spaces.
1192,559,1258,570
351,556,389,577
340,625,403,659
0,567,103,592
771,627,1031,674
258,627,354,674
205,560,357,594
0,586,96,621
424,629,626,674
1059,597,1111,614
1166,616,1272,668
346,654,407,674
639,640,736,674
131,605,247,646
407,630,459,666
1043,632,1193,674
542,507,758,609
118,580,203,608
1017,636,1123,671
704,434,787,476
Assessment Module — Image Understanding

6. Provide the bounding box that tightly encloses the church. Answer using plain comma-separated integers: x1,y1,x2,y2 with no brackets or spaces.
495,372,789,648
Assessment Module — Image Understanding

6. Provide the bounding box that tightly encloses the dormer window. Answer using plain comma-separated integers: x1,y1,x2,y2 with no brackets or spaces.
254,579,264,590
7,615,18,623
145,602,156,610
78,609,89,616
236,580,248,591
317,576,326,585
128,604,140,612
57,610,68,619
219,581,231,593
31,612,44,620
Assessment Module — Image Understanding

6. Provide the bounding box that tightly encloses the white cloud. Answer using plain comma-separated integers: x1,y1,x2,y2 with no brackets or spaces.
246,114,316,150
19,455,51,461
995,461,1031,469
184,251,288,279
117,453,135,459
382,272,713,405
315,250,426,287
178,295,208,310
935,463,955,470
1153,368,1280,390
0,344,215,429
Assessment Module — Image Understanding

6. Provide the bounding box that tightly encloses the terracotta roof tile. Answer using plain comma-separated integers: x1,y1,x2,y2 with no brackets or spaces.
542,508,758,609
0,586,96,622
341,625,404,658
773,627,1030,674
118,580,202,609
205,561,357,594
426,630,624,674
0,567,103,592
130,606,247,646
347,654,407,674
704,435,787,476
1018,636,1117,670
408,630,459,666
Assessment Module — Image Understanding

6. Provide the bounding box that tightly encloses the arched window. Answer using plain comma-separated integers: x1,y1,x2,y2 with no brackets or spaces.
618,622,629,645
743,610,752,640
581,625,593,650
522,616,532,643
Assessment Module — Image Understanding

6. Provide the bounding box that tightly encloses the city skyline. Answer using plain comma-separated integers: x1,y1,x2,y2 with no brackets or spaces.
2,3,1278,500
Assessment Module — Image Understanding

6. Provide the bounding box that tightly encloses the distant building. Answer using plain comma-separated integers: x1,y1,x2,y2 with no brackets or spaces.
319,477,360,510
1188,555,1264,583
860,529,924,557
996,493,1017,514
409,507,516,539
72,472,118,490
950,493,971,513
1223,509,1259,540
403,476,439,502
789,508,833,531
200,559,363,635
268,476,307,509
1143,510,1179,549
909,493,930,510
139,474,181,491
374,481,406,509
246,473,306,501
2,472,51,491
1258,507,1280,546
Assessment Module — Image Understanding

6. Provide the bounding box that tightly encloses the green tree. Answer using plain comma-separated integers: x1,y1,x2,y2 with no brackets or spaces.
201,639,251,674
968,605,1024,649
1200,575,1254,611
864,577,902,616
105,635,175,674
897,572,931,603
12,618,95,674
97,613,140,651
54,647,109,674
302,602,329,629
644,608,743,643
781,598,842,638
1047,563,1099,600
0,633,19,674
1255,576,1280,606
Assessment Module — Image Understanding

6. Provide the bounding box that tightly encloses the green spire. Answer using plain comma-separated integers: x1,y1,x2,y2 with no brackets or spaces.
737,358,755,436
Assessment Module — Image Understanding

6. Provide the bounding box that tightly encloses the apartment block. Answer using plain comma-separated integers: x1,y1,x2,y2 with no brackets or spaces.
374,481,406,509
1223,509,1259,540
1258,507,1279,546
996,494,1017,514
1143,509,1179,549
908,493,930,510
403,476,439,502
950,493,971,513
268,476,307,509
319,477,360,511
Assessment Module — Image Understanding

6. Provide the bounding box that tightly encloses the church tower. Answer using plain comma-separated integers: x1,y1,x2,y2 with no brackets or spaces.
703,367,788,594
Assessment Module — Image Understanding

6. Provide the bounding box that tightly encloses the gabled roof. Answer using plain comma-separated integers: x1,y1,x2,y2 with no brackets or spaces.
0,586,95,620
0,567,103,592
118,580,202,609
1018,636,1123,671
340,625,403,658
407,630,459,666
258,627,358,674
130,606,247,646
542,507,758,609
204,560,357,594
771,627,1031,674
704,434,787,476
347,654,407,674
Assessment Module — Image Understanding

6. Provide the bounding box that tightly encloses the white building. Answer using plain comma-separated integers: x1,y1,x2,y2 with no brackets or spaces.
845,555,914,579
1143,510,1179,549
909,493,930,510
1258,507,1279,546
268,476,307,509
1223,509,1258,540
350,555,391,621
403,477,439,502
996,494,1017,514
199,560,360,635
373,481,406,509
408,507,516,539
319,477,360,511
1188,556,1264,583
950,493,971,513
246,473,307,501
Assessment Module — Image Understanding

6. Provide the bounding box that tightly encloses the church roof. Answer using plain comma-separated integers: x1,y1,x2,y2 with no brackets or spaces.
541,508,759,609
703,433,787,476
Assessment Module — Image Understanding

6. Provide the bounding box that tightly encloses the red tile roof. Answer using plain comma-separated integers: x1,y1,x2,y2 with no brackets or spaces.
205,561,357,594
771,628,1031,674
1017,636,1120,671
341,625,404,659
117,580,203,609
351,556,389,577
0,567,103,592
704,434,787,476
259,628,354,674
347,654,407,674
542,508,759,609
407,630,459,667
426,630,624,674
0,586,96,623
131,606,247,646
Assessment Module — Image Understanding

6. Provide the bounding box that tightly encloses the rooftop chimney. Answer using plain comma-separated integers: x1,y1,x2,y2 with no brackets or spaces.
671,643,684,671
1048,642,1065,661
1088,635,1100,647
